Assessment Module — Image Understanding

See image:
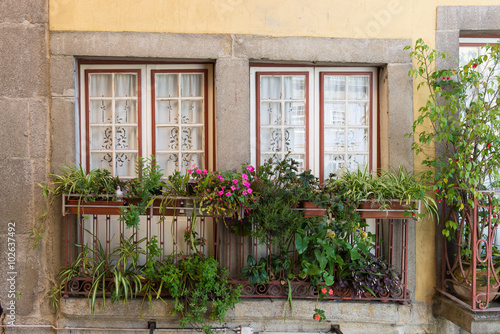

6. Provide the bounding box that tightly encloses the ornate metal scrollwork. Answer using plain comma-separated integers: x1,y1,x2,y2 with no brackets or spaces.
102,127,113,150
270,129,281,151
115,127,128,149
169,128,179,150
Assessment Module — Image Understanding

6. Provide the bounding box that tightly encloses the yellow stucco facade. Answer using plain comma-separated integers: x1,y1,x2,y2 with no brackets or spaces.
48,0,499,304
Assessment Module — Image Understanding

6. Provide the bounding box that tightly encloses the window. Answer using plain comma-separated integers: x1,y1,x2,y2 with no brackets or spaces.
79,63,214,177
250,66,377,179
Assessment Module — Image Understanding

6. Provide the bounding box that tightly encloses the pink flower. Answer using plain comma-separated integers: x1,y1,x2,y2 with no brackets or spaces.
203,169,208,175
328,289,333,295
242,174,249,180
225,192,231,197
242,181,251,187
219,190,224,196
188,169,193,174
242,190,247,195
232,179,238,184
196,169,202,174
321,288,327,294
247,165,255,173
247,188,253,194
314,314,320,321
231,185,236,191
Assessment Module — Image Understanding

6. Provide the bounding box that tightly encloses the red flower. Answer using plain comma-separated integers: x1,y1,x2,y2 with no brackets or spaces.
314,314,320,321
487,142,492,148
472,63,478,69
435,189,439,193
442,77,445,80
446,77,450,80
328,289,333,295
321,287,327,294
439,199,442,203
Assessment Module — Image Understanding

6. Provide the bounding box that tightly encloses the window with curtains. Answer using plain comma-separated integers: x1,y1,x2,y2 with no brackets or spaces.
250,67,377,179
79,64,214,177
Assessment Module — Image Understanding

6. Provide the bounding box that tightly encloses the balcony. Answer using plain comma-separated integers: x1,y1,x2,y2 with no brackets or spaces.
60,194,411,304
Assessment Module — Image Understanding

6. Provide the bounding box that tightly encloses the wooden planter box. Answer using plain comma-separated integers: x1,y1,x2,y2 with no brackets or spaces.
357,200,418,219
65,198,125,215
299,201,327,218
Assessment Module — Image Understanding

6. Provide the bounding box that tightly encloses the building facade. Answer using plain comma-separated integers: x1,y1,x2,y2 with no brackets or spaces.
1,1,500,333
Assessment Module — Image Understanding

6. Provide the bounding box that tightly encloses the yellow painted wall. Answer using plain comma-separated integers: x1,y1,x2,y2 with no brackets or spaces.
49,0,499,303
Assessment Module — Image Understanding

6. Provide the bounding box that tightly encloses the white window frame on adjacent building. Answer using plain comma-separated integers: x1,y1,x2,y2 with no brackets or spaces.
78,62,215,177
250,66,378,180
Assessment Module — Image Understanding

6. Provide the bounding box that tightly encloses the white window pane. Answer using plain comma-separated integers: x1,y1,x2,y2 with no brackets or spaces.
284,76,305,99
181,127,203,150
115,153,137,177
260,102,281,126
156,127,179,151
181,153,204,169
284,102,305,126
261,127,282,153
89,74,112,97
347,76,369,100
347,128,368,152
90,126,112,150
156,100,179,124
115,74,137,97
284,127,306,153
90,152,113,171
288,154,306,172
325,154,345,175
260,76,281,99
324,102,345,126
347,154,367,171
324,128,345,151
90,100,112,124
157,153,179,175
115,100,137,124
459,47,480,66
324,75,345,100
347,102,368,126
115,126,137,150
156,74,179,98
181,100,203,124
181,74,203,97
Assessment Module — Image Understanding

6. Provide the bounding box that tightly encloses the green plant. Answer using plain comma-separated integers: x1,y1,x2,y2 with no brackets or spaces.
246,154,310,247
120,156,165,229
406,38,500,237
240,255,269,285
325,165,437,219
158,254,241,332
295,217,371,287
35,166,124,247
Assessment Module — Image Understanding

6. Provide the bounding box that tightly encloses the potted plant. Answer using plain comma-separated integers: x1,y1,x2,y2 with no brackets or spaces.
325,166,437,219
41,165,125,215
406,39,500,306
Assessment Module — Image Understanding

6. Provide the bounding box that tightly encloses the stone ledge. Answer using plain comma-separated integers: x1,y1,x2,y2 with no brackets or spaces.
58,298,434,333
433,294,500,334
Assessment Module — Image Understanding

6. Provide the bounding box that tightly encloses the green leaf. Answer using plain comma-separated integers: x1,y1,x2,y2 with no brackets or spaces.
295,234,308,254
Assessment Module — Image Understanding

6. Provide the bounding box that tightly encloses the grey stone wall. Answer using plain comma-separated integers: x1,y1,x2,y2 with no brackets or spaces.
0,0,57,332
